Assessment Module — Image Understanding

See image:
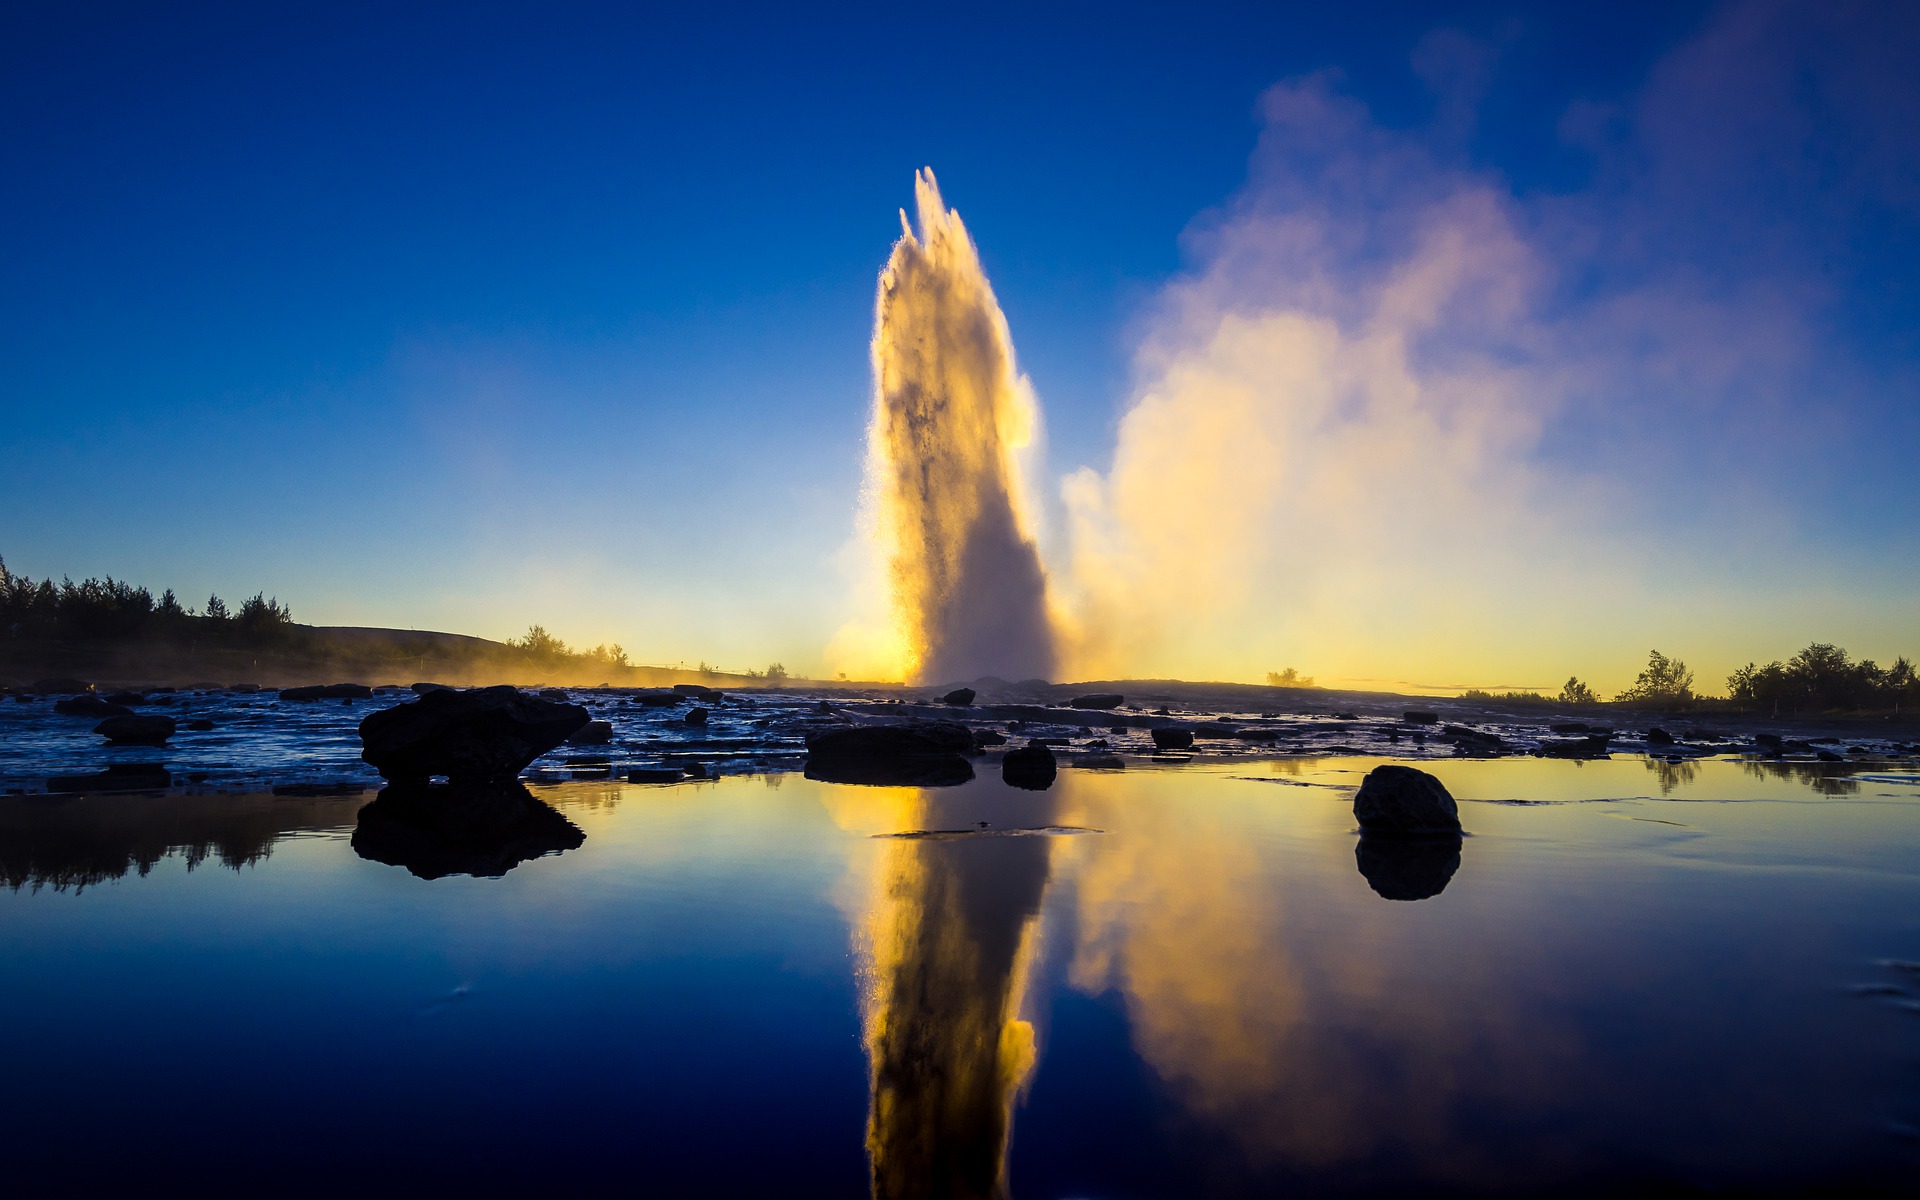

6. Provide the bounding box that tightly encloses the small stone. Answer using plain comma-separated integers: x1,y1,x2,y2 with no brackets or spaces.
1001,741,1057,790
685,707,709,726
1151,727,1194,750
941,687,976,706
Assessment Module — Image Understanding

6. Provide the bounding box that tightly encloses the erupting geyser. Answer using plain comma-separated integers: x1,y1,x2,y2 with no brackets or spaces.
864,170,1058,685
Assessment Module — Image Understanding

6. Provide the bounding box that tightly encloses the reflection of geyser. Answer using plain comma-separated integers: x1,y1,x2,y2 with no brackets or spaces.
866,170,1057,685
862,787,1058,1199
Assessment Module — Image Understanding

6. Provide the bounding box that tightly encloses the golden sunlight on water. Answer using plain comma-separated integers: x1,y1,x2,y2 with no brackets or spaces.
831,169,1057,685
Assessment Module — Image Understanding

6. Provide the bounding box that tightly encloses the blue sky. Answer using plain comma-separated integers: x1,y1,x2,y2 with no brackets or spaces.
4,1,1915,689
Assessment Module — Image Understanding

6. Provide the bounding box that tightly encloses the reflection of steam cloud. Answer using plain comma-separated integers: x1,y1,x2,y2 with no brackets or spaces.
859,170,1056,685
861,790,1058,1199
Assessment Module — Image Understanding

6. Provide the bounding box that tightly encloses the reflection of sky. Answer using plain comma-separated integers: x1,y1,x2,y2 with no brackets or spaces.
2,762,1918,1192
4,4,1918,689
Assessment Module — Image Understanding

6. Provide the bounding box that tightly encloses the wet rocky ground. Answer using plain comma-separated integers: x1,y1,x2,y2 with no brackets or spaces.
2,677,1916,796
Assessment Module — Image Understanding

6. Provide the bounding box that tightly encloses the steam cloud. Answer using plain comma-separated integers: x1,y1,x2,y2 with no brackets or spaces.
839,3,1919,691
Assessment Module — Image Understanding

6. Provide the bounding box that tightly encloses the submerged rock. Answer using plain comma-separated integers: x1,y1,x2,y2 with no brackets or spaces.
1352,765,1461,835
281,683,373,701
1001,741,1058,791
1070,693,1124,709
941,687,976,707
95,715,176,745
358,685,591,784
48,763,171,793
804,722,975,787
1150,727,1195,750
350,781,584,880
1356,834,1462,901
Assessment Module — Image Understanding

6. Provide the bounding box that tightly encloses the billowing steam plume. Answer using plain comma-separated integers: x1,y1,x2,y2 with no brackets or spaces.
860,169,1057,685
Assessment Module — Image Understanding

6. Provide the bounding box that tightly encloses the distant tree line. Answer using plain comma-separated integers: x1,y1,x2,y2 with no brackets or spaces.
1462,644,1918,713
1,557,300,646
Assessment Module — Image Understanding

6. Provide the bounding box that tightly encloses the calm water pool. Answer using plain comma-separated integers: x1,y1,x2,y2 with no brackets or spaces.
4,757,1918,1196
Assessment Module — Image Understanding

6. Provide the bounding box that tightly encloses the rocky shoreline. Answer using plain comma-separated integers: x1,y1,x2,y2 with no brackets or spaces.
2,676,1915,798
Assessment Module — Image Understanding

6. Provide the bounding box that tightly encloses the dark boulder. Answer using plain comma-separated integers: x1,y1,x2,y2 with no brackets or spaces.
1537,735,1611,759
1356,835,1462,901
635,691,683,707
538,688,571,702
566,720,614,745
1070,694,1124,709
350,781,585,880
95,715,176,745
1646,726,1675,746
55,695,133,718
281,683,373,701
185,718,216,732
1352,765,1461,835
103,691,146,707
627,767,684,783
685,707,709,726
674,684,721,700
804,722,975,787
1150,727,1195,750
1001,741,1058,791
941,687,977,707
358,685,591,785
972,729,1007,747
411,682,454,694
1403,711,1440,725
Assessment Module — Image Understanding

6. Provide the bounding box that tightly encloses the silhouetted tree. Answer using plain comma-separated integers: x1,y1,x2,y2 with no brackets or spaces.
1615,650,1694,707
1559,676,1599,705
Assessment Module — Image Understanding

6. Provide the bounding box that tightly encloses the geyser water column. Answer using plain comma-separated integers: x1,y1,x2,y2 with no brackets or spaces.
864,169,1058,685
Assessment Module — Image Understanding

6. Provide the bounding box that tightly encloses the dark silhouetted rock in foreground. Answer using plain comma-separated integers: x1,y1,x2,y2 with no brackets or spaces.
48,763,171,793
95,715,176,745
1151,727,1195,750
55,695,133,718
1353,764,1461,835
1070,693,1124,709
281,683,373,701
358,685,591,784
941,687,976,706
1403,711,1440,725
566,720,613,745
350,781,584,880
1001,741,1058,791
804,722,975,787
1356,834,1462,901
